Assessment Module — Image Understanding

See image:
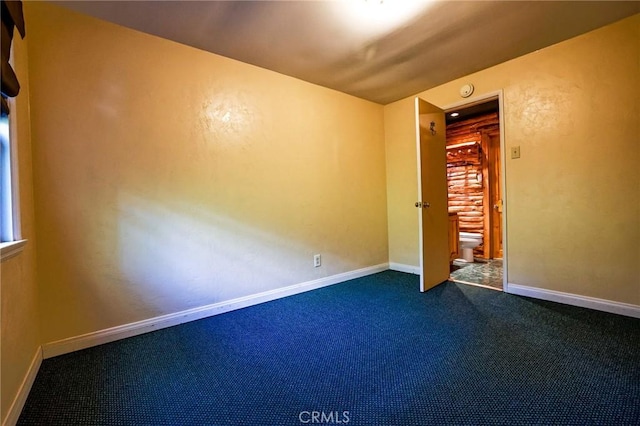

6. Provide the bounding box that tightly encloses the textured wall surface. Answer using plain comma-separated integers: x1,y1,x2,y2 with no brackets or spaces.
385,14,639,304
0,33,40,424
384,98,419,268
25,2,388,344
6,6,638,426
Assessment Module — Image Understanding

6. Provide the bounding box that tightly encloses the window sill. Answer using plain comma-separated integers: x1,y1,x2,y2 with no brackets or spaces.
0,239,27,262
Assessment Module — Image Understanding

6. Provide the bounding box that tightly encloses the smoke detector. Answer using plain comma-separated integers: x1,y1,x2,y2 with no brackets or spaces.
459,84,474,98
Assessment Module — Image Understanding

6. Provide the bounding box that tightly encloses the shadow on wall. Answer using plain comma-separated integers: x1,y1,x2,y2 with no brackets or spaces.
116,191,311,313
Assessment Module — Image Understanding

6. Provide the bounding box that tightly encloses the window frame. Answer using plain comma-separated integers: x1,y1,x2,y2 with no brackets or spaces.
0,96,26,262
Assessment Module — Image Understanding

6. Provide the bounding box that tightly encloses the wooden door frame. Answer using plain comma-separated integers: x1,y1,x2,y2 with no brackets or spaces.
487,129,503,259
442,90,508,291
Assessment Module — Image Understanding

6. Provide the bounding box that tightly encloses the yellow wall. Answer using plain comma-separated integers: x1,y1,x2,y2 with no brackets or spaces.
25,2,388,345
0,33,41,423
4,5,638,422
385,14,640,305
384,97,419,268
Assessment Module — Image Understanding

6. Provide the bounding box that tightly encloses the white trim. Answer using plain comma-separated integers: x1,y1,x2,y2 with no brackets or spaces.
442,91,497,112
0,239,27,262
42,263,390,358
451,278,502,292
506,283,640,319
2,347,42,426
389,262,420,275
497,91,508,291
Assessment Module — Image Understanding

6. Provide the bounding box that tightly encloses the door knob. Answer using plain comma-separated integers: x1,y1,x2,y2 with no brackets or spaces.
415,202,430,208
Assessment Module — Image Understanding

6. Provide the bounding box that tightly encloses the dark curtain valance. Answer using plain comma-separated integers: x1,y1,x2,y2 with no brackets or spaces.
1,0,25,116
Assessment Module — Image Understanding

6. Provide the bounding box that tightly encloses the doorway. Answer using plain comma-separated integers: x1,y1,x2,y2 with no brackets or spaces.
445,97,504,291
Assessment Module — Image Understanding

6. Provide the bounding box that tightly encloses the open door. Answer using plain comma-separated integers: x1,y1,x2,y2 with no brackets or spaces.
415,97,449,292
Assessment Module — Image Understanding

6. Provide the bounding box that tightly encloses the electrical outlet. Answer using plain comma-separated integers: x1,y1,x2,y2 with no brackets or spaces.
314,254,321,268
511,146,521,159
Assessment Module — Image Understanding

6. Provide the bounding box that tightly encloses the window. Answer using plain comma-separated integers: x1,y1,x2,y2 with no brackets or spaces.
0,0,26,259
0,108,25,261
1,114,14,242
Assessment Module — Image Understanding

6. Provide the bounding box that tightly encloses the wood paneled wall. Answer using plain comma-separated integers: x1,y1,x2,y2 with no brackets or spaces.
446,112,500,258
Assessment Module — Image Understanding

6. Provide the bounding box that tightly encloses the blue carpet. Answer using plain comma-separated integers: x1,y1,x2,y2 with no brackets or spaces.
18,271,640,425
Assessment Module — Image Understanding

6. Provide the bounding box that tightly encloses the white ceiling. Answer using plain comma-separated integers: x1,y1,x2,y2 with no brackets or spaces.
53,1,639,105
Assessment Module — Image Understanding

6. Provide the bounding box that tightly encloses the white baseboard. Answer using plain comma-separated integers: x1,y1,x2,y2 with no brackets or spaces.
42,263,390,359
506,283,640,319
3,347,42,426
389,262,420,275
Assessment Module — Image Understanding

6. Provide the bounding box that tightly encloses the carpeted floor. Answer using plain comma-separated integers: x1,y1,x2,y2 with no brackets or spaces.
18,271,640,425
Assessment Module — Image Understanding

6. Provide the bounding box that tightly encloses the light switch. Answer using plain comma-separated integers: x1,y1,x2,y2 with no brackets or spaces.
511,146,521,159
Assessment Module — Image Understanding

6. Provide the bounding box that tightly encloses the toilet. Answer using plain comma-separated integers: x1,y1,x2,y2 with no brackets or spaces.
458,232,482,263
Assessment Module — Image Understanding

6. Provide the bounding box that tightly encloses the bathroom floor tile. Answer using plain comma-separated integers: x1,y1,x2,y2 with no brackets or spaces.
450,259,503,290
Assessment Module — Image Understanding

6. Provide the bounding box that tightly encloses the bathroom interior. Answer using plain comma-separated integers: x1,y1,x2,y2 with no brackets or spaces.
446,98,503,290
